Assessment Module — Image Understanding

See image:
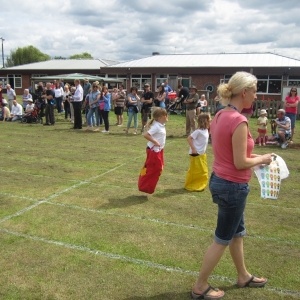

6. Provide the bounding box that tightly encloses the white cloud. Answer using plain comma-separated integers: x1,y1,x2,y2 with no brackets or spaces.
0,0,299,65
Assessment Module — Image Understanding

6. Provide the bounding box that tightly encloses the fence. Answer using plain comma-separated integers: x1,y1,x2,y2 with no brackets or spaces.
206,99,297,119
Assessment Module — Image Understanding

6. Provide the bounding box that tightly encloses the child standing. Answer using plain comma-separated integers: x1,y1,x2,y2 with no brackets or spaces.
257,109,268,146
138,108,168,194
184,113,211,191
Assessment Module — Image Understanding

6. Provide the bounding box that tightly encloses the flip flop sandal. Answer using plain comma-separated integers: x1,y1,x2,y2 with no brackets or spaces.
191,285,225,299
237,275,268,288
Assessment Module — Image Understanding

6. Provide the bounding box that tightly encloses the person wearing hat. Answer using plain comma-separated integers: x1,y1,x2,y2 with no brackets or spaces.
83,78,91,102
256,109,268,146
25,98,35,113
22,89,33,111
183,85,199,135
0,99,11,122
140,83,154,133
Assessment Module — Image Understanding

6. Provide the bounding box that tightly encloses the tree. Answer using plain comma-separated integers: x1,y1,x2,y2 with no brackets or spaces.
6,45,50,67
69,52,93,59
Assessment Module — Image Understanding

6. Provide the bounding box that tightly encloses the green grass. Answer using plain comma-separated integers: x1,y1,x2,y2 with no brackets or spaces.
0,108,299,300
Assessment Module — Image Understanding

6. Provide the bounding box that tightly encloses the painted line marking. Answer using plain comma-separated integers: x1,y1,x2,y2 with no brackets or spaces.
0,227,299,299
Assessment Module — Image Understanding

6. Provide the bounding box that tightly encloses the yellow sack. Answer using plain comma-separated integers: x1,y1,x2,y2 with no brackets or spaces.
184,153,208,192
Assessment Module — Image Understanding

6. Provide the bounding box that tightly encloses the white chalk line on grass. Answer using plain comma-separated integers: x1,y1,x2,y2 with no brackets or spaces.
45,201,300,246
1,190,299,246
0,227,299,299
0,161,130,223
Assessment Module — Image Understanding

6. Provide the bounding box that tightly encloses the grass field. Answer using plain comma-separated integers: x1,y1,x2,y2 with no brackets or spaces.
0,108,299,300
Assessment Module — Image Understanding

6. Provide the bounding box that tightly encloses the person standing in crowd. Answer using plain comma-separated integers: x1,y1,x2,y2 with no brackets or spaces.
6,84,16,111
0,99,11,122
83,78,91,101
72,79,83,129
114,84,126,126
54,81,64,114
191,72,272,300
284,87,299,142
43,82,55,126
125,86,140,134
22,89,33,111
140,83,154,134
9,99,23,122
86,83,100,131
63,85,71,121
183,85,199,135
155,85,166,108
177,83,189,110
163,79,173,106
99,86,111,133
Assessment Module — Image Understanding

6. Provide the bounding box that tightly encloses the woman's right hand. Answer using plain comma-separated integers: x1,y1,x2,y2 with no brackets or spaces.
260,154,273,165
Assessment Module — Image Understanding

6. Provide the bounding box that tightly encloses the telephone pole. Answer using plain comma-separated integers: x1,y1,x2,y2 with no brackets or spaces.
0,37,4,68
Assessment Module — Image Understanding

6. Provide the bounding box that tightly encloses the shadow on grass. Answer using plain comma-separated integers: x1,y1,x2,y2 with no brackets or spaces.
124,285,238,300
153,187,196,198
100,195,148,209
123,291,190,300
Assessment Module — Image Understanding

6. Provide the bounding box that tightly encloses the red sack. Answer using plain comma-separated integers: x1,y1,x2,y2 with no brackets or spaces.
138,148,164,194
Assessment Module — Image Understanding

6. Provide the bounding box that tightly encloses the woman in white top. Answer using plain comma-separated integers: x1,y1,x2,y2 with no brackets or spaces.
63,85,71,120
197,94,208,115
54,81,64,113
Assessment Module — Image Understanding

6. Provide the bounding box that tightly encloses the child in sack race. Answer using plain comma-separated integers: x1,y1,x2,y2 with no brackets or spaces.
138,108,168,194
184,113,211,191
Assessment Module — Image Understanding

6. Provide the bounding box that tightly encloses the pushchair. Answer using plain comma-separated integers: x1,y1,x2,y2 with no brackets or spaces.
167,94,184,115
21,102,44,124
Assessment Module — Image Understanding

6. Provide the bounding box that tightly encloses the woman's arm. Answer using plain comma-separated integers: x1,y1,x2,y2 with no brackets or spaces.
232,122,273,169
158,92,166,102
203,100,208,107
103,93,111,103
128,95,136,104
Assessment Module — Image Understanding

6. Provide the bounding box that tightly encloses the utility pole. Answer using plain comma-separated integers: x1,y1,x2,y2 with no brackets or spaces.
0,37,4,68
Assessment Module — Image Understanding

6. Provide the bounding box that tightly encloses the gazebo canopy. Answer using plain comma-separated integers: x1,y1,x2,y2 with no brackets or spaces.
31,73,123,83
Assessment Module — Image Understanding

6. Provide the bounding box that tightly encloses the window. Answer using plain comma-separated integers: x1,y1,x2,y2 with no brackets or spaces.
155,74,168,91
131,74,151,91
181,78,190,88
220,74,232,84
256,75,282,94
288,76,300,87
8,74,22,88
106,74,127,90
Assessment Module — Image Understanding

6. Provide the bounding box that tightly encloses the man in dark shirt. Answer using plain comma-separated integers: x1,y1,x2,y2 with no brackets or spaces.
140,83,154,133
42,82,55,125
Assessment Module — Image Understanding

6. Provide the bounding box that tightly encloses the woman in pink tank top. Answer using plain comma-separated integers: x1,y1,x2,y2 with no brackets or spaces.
191,72,273,300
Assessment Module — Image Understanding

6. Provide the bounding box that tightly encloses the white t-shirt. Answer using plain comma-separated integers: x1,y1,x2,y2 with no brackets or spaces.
147,120,166,152
189,128,209,155
54,87,64,98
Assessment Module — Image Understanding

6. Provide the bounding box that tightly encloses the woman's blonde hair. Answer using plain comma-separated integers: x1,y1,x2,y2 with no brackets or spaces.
196,113,211,130
217,71,257,105
146,107,168,129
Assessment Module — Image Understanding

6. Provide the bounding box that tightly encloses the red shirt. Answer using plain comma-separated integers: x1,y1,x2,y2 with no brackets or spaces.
285,95,299,114
211,110,254,183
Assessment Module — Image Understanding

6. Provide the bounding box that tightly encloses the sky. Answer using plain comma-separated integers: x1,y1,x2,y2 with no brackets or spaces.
0,0,300,67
